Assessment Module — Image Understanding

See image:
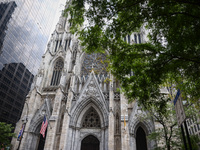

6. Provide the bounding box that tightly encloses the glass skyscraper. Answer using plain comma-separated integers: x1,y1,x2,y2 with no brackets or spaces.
0,0,64,127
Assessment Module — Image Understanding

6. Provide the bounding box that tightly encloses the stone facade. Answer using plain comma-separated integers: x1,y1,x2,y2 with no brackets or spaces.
11,10,156,150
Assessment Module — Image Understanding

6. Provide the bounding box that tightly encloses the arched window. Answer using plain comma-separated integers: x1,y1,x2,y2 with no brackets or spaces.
81,53,108,77
82,107,101,128
50,59,64,86
115,113,120,134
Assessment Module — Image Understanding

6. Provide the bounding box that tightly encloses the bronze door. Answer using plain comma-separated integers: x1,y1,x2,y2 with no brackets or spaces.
81,135,100,150
136,127,148,150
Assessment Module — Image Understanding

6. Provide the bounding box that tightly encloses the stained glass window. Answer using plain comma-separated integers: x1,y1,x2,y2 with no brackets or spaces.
81,53,108,76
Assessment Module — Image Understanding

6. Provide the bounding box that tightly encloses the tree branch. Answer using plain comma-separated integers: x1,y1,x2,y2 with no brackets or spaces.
168,123,177,142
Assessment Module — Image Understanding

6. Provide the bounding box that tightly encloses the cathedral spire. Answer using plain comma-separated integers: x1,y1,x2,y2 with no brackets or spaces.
55,11,67,32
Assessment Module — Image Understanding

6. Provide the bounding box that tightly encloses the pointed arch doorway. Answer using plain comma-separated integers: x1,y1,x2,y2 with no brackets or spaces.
136,127,147,150
37,134,46,150
37,129,47,150
68,101,109,150
81,135,100,150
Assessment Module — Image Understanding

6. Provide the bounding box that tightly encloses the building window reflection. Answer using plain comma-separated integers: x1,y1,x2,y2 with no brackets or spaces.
0,0,61,127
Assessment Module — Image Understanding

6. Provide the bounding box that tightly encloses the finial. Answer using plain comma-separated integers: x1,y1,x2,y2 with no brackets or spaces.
91,63,94,69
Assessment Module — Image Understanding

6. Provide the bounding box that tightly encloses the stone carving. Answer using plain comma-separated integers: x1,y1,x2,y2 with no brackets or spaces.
103,92,109,101
114,92,120,101
72,93,79,101
69,72,109,129
128,102,154,136
80,131,102,140
72,41,79,52
81,76,100,100
49,115,57,121
57,15,66,30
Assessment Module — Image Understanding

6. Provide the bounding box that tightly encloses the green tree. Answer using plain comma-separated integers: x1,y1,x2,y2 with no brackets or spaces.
140,101,182,150
65,0,200,111
141,84,200,150
0,122,16,149
142,97,200,150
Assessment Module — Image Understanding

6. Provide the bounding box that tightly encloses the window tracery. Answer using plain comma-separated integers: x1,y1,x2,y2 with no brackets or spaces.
50,59,64,86
82,107,101,128
81,53,108,76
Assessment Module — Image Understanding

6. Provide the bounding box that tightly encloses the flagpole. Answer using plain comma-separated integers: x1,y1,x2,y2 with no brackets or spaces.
17,102,29,150
17,123,26,150
17,136,21,150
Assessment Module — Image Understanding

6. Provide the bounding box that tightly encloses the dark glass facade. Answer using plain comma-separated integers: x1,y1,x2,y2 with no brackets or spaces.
0,1,16,53
0,0,62,126
0,63,34,125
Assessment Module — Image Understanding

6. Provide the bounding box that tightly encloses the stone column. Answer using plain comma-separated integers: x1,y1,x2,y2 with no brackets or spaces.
129,134,136,150
108,75,114,150
44,88,64,150
121,94,130,150
59,76,75,150
103,128,109,150
73,129,80,150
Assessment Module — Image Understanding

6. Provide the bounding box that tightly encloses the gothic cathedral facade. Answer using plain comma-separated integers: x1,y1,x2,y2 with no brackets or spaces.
12,11,156,150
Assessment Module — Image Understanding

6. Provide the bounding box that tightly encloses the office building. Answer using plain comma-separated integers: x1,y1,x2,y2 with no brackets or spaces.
0,1,16,54
0,0,64,126
0,63,34,125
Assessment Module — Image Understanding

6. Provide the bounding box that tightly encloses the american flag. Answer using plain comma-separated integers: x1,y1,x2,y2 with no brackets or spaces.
40,115,48,138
